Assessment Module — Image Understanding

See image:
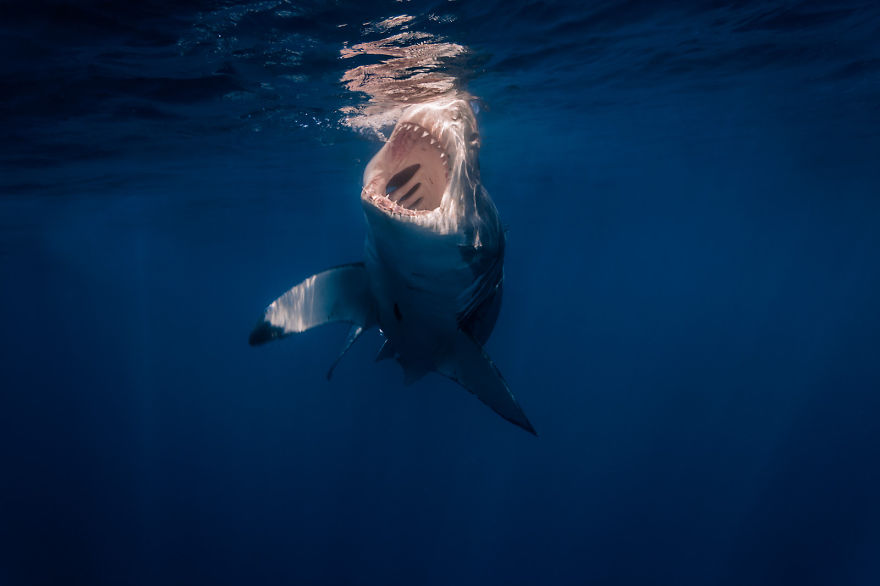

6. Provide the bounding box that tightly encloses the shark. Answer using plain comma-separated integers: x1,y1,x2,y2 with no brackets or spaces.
249,97,535,435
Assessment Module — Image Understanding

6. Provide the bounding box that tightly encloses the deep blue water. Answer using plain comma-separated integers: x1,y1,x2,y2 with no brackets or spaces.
2,1,880,584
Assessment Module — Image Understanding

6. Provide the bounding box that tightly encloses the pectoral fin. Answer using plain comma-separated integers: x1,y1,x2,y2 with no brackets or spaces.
249,263,377,346
437,330,536,435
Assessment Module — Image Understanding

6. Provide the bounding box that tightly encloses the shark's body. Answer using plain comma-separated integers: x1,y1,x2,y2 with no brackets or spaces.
249,97,534,434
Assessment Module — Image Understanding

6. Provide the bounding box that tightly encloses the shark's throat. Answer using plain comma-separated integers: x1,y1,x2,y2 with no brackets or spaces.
369,121,451,214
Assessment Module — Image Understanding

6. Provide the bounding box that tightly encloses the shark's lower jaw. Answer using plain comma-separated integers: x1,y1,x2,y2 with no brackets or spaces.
364,120,451,215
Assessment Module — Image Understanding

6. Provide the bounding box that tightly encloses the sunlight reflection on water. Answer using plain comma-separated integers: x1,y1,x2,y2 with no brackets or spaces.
339,15,468,139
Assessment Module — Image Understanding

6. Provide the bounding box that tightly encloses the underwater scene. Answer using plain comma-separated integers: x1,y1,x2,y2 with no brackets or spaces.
2,1,880,584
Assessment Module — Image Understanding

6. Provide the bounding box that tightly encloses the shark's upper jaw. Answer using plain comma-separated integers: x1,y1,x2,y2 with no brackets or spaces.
363,119,452,216
380,121,450,213
362,99,479,220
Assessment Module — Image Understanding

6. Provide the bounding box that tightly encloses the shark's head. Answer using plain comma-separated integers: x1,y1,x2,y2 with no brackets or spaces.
361,97,490,237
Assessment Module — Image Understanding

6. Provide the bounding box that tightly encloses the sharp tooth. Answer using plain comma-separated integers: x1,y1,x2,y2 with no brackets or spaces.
430,138,436,145
422,131,429,138
439,152,446,158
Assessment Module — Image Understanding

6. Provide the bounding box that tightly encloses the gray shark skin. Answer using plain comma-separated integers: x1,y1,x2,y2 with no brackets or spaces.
249,97,535,435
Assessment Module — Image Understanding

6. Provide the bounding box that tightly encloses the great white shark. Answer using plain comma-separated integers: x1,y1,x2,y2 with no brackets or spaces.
249,97,535,435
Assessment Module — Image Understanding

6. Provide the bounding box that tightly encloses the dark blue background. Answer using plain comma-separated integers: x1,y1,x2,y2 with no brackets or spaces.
2,1,879,584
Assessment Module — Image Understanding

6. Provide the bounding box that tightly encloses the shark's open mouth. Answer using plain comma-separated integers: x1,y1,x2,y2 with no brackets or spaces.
370,121,450,214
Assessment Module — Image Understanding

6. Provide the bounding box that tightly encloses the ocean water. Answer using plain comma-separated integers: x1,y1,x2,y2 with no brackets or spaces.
2,1,880,584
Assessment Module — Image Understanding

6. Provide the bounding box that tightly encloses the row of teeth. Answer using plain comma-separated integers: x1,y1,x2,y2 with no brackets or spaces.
397,123,447,161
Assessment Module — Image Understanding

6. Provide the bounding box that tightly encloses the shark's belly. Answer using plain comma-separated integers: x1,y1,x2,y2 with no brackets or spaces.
367,240,468,324
364,229,485,359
